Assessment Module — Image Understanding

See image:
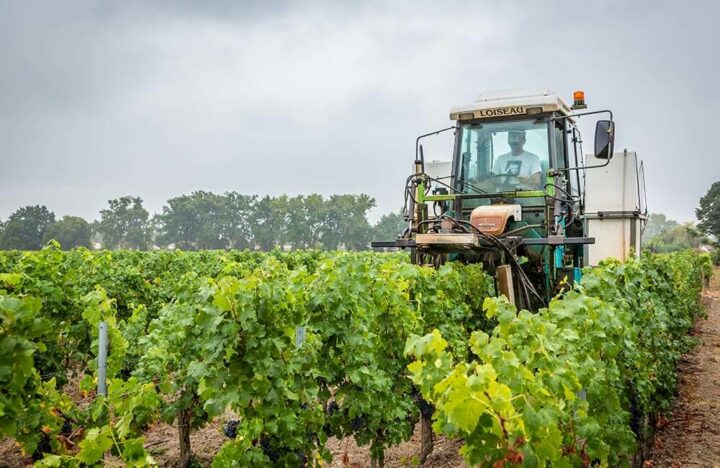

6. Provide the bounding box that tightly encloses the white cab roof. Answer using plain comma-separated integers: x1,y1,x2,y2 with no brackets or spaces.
449,88,573,121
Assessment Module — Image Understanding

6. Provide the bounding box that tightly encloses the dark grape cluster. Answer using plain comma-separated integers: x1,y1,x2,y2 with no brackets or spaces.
259,437,279,463
411,387,434,418
223,419,239,439
61,419,73,436
326,400,339,416
32,434,52,461
351,415,366,432
322,400,340,436
296,449,308,466
258,436,307,466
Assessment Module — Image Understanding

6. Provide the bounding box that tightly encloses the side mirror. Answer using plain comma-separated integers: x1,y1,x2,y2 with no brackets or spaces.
594,120,615,159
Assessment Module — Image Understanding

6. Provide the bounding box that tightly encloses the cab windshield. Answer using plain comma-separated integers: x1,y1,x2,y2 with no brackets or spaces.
456,119,550,194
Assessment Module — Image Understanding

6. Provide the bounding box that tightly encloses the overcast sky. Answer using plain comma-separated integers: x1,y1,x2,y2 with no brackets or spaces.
1,0,718,223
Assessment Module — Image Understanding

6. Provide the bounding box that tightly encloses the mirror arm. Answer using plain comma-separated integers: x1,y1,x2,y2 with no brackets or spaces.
415,126,457,173
552,109,614,172
552,157,611,174
551,109,613,123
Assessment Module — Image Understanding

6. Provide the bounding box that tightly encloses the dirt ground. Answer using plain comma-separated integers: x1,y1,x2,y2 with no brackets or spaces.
647,267,720,467
326,426,464,468
0,412,465,468
118,418,465,467
143,418,466,467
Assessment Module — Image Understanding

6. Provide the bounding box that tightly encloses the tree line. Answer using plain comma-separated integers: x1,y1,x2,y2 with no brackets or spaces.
642,180,719,263
4,180,718,256
0,192,406,251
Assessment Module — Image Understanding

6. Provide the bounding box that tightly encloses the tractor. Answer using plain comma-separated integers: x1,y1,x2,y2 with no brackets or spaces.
373,88,647,310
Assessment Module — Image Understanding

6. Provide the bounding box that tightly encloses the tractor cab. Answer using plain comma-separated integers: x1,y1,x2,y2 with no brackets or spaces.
372,88,639,310
449,89,581,222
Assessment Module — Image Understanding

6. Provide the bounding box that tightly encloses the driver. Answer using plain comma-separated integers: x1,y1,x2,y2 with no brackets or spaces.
492,130,542,188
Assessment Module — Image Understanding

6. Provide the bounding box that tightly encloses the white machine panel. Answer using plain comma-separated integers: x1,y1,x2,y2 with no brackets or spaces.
584,150,647,266
425,160,452,182
584,150,643,213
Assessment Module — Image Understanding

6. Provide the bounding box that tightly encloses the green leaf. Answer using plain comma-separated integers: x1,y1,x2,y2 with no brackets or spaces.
77,426,114,464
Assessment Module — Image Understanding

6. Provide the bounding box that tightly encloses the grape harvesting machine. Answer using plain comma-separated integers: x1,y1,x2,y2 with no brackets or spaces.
372,89,648,310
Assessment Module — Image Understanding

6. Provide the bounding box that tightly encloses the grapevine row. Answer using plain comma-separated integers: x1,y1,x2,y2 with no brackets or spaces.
407,251,711,466
0,245,711,466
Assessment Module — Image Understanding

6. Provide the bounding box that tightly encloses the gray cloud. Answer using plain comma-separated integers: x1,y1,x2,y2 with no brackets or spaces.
0,0,718,223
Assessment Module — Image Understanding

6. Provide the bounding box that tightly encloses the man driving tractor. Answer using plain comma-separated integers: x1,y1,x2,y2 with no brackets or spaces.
468,129,544,192
493,130,542,186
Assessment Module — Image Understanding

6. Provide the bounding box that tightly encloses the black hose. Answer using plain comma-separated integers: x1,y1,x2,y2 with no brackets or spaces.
500,224,545,238
453,218,545,308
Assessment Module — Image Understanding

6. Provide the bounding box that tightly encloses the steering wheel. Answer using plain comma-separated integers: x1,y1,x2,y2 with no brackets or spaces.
483,173,520,183
468,173,522,191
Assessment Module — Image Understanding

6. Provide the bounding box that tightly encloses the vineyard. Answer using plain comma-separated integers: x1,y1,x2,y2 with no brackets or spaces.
0,245,712,467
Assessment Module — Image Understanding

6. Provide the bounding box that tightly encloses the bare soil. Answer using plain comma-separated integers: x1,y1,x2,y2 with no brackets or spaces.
326,426,465,468
142,417,466,467
0,439,28,468
646,267,720,467
142,417,229,467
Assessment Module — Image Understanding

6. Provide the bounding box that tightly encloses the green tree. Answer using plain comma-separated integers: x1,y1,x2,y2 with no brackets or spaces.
0,205,55,250
284,194,325,249
224,192,258,250
155,191,258,250
251,195,288,251
372,211,406,242
98,197,152,250
321,194,376,250
43,216,92,249
304,194,327,248
645,223,708,253
155,191,226,250
696,180,720,239
642,213,679,243
89,220,102,247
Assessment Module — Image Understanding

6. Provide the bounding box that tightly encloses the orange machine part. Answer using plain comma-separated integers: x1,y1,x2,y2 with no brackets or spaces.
469,205,519,236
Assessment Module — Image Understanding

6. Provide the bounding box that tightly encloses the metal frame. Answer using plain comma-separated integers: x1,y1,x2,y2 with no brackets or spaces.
550,109,615,172
371,235,595,250
415,126,457,172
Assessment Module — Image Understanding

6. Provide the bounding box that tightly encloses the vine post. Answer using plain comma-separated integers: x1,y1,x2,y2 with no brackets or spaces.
97,321,108,396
